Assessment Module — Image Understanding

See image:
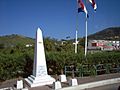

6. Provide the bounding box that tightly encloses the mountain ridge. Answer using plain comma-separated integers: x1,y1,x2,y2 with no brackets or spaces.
88,27,120,40
0,34,34,47
0,27,120,48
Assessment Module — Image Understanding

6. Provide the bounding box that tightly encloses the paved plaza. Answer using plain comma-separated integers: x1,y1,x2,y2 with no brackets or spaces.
0,73,120,90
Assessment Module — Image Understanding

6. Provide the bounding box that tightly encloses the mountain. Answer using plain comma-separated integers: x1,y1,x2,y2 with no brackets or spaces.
0,34,34,47
88,27,120,40
0,27,120,48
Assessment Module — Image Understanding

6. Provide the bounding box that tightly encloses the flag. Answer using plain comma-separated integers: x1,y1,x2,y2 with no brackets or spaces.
78,0,89,17
89,0,97,11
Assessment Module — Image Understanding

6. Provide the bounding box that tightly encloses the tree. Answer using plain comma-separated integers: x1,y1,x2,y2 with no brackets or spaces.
0,44,5,49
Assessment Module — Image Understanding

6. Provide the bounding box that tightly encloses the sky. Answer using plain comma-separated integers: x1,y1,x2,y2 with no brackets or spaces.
0,0,120,40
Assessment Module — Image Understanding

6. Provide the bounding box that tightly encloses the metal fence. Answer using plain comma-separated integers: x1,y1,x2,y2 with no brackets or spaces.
65,64,120,77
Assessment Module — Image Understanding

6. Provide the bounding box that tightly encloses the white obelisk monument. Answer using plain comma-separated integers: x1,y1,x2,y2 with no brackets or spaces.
25,28,55,87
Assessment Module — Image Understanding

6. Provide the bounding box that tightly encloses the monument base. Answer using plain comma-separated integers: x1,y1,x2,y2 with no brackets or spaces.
59,74,67,82
25,75,55,87
69,78,78,86
53,81,62,89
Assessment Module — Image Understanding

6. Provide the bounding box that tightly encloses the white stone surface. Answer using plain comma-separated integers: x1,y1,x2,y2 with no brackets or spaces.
69,78,78,86
53,81,62,90
59,78,120,90
22,88,28,90
33,28,48,77
25,28,55,87
17,80,23,89
0,87,13,90
59,74,67,82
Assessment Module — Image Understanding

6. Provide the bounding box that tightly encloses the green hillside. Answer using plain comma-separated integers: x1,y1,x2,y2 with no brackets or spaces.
0,34,34,47
0,26,120,49
88,27,120,40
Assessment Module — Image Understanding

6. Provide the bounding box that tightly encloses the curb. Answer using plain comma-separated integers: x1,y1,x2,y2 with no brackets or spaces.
58,78,120,90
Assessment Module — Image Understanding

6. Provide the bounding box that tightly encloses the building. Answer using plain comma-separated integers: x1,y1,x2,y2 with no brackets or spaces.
88,40,120,51
25,44,33,47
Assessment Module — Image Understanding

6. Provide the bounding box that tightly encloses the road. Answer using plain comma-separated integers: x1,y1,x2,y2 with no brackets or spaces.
84,83,120,90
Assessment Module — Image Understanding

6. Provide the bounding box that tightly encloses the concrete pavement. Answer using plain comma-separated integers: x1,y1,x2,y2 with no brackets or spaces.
0,73,120,90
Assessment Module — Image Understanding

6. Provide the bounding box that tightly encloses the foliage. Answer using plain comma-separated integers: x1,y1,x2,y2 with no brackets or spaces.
0,46,34,81
0,34,120,81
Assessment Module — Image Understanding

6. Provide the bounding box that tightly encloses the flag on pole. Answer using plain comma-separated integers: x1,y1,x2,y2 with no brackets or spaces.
78,0,89,17
88,0,97,11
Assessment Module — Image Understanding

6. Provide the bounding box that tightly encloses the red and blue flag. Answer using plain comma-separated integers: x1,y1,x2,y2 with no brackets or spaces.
78,0,88,17
89,0,97,11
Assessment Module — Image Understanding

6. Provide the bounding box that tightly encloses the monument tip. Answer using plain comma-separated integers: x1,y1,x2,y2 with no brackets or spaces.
37,27,42,32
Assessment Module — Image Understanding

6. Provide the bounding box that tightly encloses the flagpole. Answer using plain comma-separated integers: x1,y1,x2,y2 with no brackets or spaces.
75,30,78,53
85,13,88,57
75,0,79,54
73,0,79,54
